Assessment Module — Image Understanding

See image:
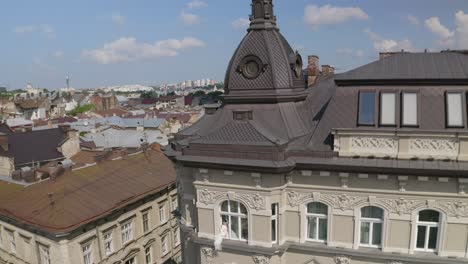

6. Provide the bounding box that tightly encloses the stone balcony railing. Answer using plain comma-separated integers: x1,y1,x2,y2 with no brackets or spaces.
332,129,468,161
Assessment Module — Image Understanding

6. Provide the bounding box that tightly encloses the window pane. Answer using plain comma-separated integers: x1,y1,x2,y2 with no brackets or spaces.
308,217,317,239
428,227,438,249
240,203,247,215
221,201,229,212
271,204,277,216
416,225,427,248
318,218,327,240
359,92,375,125
447,93,463,127
308,202,327,215
360,222,370,244
361,206,383,219
271,219,276,242
241,218,248,240
419,210,440,222
230,216,239,239
380,93,396,125
372,223,382,246
403,93,418,125
230,201,239,213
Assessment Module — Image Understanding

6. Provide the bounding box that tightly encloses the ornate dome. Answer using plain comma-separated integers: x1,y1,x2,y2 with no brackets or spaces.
224,0,307,104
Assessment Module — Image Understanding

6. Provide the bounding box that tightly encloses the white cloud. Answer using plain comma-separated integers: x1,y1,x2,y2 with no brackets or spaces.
232,18,250,30
179,11,200,25
364,29,414,52
14,24,55,38
304,4,369,29
53,51,64,58
82,37,205,64
187,0,206,9
407,14,420,25
455,11,468,48
337,48,365,58
425,17,455,47
111,13,127,25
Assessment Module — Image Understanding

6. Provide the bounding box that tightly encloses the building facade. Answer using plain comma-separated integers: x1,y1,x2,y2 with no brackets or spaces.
0,147,182,264
167,1,468,264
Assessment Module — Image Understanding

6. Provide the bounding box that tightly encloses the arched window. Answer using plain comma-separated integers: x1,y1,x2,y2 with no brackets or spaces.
306,202,328,242
416,210,440,251
220,201,248,241
360,206,383,247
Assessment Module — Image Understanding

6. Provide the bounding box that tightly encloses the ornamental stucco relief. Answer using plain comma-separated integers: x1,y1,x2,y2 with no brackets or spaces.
333,255,351,264
201,246,214,264
252,255,270,264
379,198,424,215
409,138,457,155
197,189,266,210
388,261,404,264
350,137,397,153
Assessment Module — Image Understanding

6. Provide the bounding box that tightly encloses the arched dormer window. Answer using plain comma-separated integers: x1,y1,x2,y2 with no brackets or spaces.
220,200,248,241
360,206,384,248
306,202,328,242
416,210,440,252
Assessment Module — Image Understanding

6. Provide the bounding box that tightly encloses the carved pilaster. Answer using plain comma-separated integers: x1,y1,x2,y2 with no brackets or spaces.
201,246,214,264
252,255,270,264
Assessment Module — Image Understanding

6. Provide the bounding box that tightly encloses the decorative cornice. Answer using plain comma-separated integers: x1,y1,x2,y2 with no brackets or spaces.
198,189,266,210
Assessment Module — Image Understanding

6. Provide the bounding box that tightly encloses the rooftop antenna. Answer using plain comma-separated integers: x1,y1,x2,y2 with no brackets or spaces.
66,76,70,89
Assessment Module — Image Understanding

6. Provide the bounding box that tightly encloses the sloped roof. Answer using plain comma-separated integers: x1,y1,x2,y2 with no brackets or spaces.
335,52,468,83
0,148,175,235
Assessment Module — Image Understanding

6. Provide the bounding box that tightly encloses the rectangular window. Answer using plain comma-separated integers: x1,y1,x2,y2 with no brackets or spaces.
380,93,396,125
271,203,278,243
171,197,178,211
174,228,180,246
145,246,153,264
143,212,150,233
82,243,92,264
8,231,15,254
447,93,464,127
121,222,133,244
161,235,169,255
159,205,166,224
358,92,376,125
402,93,418,126
39,245,50,264
103,232,113,256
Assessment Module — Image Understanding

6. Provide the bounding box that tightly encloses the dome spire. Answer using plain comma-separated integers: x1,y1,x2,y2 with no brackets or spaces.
249,0,278,31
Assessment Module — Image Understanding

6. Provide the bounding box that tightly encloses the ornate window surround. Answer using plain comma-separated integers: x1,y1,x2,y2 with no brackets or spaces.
355,205,387,250
409,208,447,256
213,198,253,246
299,198,333,245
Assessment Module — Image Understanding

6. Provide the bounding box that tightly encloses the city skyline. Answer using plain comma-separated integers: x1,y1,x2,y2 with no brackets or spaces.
1,0,467,89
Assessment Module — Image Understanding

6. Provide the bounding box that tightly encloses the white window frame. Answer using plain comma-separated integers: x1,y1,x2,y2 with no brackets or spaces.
145,245,153,264
39,245,50,264
220,200,248,242
103,231,113,256
121,221,133,244
171,197,178,211
161,235,169,256
8,231,15,254
271,203,279,244
82,243,92,264
446,92,464,127
402,92,418,126
142,212,150,233
159,205,167,224
305,202,328,243
380,92,397,126
415,211,440,252
359,209,383,248
174,228,180,246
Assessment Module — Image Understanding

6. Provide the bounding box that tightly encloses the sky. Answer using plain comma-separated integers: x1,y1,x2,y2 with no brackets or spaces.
0,0,467,89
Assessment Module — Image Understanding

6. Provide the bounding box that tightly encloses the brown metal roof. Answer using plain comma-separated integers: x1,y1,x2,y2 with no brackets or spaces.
0,147,176,235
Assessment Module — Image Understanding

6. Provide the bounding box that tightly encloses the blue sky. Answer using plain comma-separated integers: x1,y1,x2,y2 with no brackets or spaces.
0,0,467,89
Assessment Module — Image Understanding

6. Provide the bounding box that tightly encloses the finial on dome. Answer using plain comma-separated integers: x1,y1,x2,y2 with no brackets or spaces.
249,0,278,31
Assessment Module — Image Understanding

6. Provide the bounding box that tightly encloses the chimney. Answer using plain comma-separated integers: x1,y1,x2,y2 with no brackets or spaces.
379,52,397,60
321,65,335,76
307,55,320,86
0,133,9,151
93,151,112,163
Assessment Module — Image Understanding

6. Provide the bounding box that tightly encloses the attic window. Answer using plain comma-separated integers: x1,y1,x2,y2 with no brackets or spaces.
233,110,253,121
358,92,376,126
402,93,418,126
446,92,464,127
380,93,396,126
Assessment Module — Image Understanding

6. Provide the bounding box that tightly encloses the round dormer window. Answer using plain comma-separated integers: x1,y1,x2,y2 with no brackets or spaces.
239,56,264,79
294,53,303,78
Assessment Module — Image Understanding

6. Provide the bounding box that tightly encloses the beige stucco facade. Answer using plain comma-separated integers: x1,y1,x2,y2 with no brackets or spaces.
177,164,468,264
0,188,181,264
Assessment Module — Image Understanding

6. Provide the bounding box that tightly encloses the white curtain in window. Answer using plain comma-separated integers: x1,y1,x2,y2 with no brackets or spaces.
380,93,396,125
403,93,418,125
447,93,463,127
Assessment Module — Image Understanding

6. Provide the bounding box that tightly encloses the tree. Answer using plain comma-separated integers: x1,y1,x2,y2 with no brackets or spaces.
193,90,206,97
140,91,158,99
67,104,94,116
